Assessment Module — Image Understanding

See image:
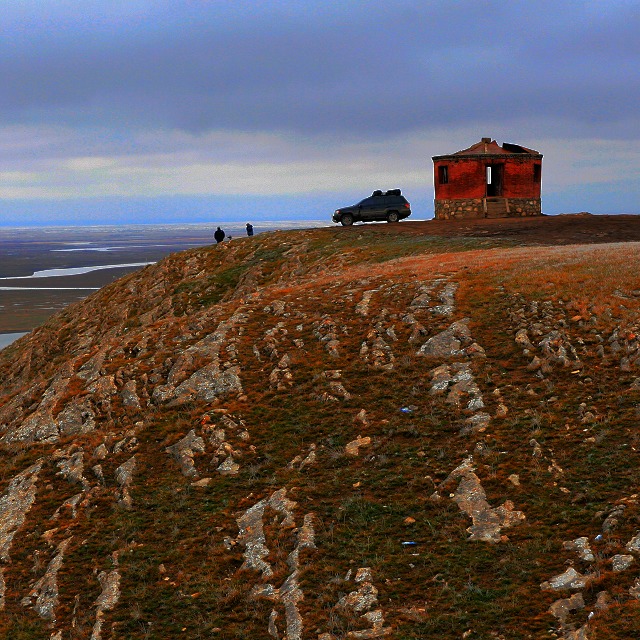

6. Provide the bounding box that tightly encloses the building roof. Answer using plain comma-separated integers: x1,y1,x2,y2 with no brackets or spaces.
433,138,542,160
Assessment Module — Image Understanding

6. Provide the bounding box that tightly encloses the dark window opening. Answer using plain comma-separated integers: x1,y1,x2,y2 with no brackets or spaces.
438,165,449,184
534,164,541,183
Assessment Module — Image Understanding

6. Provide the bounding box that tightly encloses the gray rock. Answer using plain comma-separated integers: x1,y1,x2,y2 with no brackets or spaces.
611,554,634,572
439,457,524,543
237,499,272,577
459,413,491,436
0,462,42,562
56,451,88,488
549,592,584,625
409,284,434,309
115,456,136,509
95,569,121,612
120,380,141,408
338,581,378,613
217,456,240,476
417,319,472,358
429,364,452,394
25,537,72,622
626,532,640,553
91,569,121,640
93,443,108,460
173,364,243,403
57,400,96,435
563,537,595,562
515,329,535,350
541,567,591,591
166,430,205,477
51,492,83,519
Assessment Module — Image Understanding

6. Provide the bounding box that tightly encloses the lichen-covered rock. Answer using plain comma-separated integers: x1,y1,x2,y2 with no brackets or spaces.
217,456,240,475
172,364,243,404
56,399,96,435
120,380,142,408
438,457,525,543
430,282,458,317
166,430,205,477
549,592,584,625
91,568,121,640
541,567,591,591
55,450,88,488
417,319,477,358
25,537,72,622
626,531,640,553
288,445,317,471
339,581,378,613
270,353,294,390
611,554,634,572
563,537,595,562
51,493,83,520
237,499,272,577
460,412,491,436
115,456,136,509
0,462,42,562
153,311,246,404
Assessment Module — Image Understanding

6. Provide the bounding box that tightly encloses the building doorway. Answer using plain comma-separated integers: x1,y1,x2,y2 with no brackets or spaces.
485,164,504,197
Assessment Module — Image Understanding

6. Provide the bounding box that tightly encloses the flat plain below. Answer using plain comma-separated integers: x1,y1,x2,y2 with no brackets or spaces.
0,222,323,332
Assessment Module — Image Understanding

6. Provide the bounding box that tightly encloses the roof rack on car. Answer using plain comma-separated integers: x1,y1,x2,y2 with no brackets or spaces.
384,189,401,196
372,190,383,196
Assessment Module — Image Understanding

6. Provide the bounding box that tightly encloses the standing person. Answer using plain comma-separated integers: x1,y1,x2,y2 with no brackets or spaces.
214,226,225,244
245,223,254,237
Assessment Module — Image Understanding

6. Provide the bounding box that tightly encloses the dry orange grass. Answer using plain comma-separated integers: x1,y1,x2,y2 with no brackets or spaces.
270,240,640,325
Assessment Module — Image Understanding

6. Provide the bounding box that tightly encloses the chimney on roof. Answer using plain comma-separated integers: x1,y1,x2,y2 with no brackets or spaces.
481,137,491,143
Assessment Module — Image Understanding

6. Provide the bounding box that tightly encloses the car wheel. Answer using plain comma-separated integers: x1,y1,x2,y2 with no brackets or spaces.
387,211,399,223
341,213,354,226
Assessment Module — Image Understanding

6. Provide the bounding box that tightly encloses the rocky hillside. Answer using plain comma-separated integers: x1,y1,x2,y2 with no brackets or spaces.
1,218,640,639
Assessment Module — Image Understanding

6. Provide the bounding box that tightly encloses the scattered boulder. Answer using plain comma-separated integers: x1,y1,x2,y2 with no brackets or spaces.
417,319,472,358
563,537,595,562
166,430,206,478
541,567,591,591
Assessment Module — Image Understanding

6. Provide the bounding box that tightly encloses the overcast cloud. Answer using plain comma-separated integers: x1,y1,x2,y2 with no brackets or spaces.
1,0,639,223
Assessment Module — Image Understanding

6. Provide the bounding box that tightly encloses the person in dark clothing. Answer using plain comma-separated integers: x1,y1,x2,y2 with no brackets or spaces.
214,227,225,243
246,223,254,237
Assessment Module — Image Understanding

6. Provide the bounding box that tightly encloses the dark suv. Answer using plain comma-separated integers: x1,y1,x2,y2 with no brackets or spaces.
332,189,411,226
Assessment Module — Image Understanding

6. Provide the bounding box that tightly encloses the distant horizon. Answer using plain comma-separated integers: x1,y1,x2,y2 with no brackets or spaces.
0,218,331,229
1,210,639,229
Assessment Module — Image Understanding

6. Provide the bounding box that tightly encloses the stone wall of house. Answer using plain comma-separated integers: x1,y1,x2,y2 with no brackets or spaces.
505,198,542,217
434,198,542,220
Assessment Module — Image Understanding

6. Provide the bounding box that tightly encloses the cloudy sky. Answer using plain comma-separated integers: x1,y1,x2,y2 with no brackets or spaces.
1,0,639,225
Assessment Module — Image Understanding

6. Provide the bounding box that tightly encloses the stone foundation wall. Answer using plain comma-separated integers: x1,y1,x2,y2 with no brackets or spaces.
434,198,483,219
434,198,542,220
505,198,542,217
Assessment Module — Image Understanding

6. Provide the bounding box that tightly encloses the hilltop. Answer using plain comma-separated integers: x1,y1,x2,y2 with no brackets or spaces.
1,215,640,639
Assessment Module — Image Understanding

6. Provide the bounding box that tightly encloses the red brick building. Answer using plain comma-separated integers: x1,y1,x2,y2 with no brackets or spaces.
432,138,543,219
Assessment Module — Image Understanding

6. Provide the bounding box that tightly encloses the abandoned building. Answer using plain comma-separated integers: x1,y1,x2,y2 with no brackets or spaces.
432,138,543,219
